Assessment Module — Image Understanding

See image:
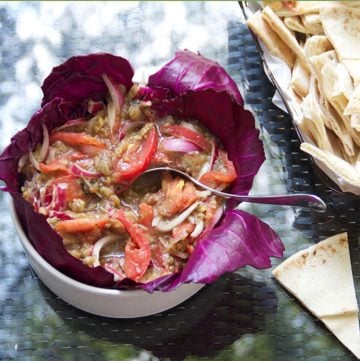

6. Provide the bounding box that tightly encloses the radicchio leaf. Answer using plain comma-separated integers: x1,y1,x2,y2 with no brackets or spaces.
148,50,243,105
41,53,134,107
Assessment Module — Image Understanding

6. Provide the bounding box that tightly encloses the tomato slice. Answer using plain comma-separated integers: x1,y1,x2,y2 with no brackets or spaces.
114,210,151,282
151,244,167,270
39,160,69,174
199,150,237,186
55,218,109,233
161,124,210,152
50,132,106,149
138,202,154,228
113,127,158,183
161,175,199,217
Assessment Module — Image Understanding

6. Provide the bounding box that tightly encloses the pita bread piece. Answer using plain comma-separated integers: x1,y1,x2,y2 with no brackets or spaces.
298,78,333,152
291,57,310,98
342,60,360,87
300,142,360,192
302,13,324,34
310,51,356,156
304,35,332,58
284,16,309,34
246,10,295,68
320,61,360,148
344,83,360,116
262,6,310,70
344,84,360,131
273,233,360,359
284,14,324,34
320,5,360,61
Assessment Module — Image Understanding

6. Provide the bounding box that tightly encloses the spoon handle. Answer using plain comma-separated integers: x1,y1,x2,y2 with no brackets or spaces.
212,191,326,212
143,167,327,212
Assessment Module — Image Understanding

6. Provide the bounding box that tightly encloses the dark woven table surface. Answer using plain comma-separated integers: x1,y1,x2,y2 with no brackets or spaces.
0,3,359,361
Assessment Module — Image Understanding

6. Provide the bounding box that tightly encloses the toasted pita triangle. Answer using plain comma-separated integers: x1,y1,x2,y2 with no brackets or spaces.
304,35,332,58
300,142,360,193
344,83,360,116
309,52,356,156
342,60,360,87
246,10,295,68
302,13,324,34
321,5,360,61
272,233,360,359
262,6,309,70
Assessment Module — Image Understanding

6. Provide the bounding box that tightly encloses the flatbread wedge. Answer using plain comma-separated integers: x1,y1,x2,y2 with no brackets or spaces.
320,5,360,61
246,10,295,68
300,142,360,193
342,60,360,87
273,233,360,359
262,6,309,70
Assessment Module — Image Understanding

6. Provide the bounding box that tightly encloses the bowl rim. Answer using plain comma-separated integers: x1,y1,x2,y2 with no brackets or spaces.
9,196,168,296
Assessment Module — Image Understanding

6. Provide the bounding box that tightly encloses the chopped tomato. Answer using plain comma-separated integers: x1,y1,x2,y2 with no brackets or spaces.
151,244,167,270
50,175,84,201
50,132,106,149
39,160,69,174
161,124,210,152
55,218,109,233
172,221,195,243
113,127,158,183
114,210,151,281
160,174,199,217
67,151,88,161
138,202,153,228
199,150,237,186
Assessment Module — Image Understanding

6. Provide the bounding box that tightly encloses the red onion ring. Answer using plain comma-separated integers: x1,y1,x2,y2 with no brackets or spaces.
70,163,102,178
162,137,201,153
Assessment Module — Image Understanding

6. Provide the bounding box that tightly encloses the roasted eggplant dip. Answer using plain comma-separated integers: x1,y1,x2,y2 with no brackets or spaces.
19,80,237,283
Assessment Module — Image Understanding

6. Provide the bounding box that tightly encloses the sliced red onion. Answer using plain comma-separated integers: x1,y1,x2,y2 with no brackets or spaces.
41,184,58,214
107,100,116,135
198,141,216,179
39,186,49,207
70,163,102,178
38,123,49,163
18,153,29,172
102,74,124,116
162,137,201,153
190,218,204,238
87,100,104,115
118,121,145,141
46,148,56,163
32,196,40,213
200,205,224,240
56,118,88,132
92,234,120,267
153,201,200,232
48,211,73,220
55,183,68,211
104,264,125,282
28,150,40,171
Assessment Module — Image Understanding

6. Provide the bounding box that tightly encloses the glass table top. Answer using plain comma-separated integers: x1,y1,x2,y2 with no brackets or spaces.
0,2,359,360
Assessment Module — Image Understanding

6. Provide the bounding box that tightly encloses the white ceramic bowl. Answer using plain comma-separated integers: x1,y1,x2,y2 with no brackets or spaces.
10,198,204,318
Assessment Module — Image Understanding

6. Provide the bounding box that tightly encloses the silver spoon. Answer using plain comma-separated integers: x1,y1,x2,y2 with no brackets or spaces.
140,167,327,212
